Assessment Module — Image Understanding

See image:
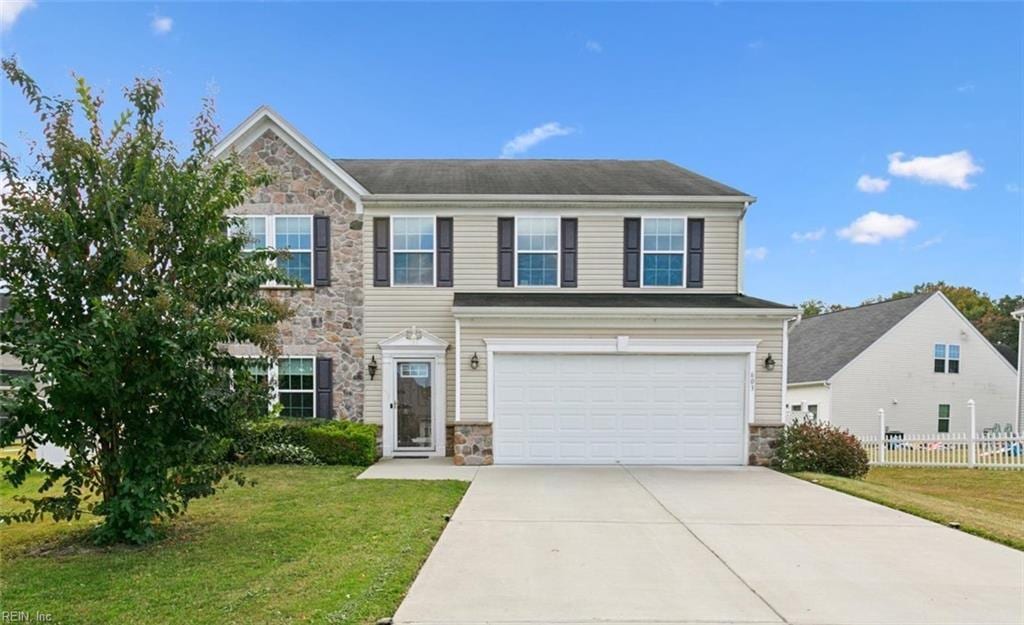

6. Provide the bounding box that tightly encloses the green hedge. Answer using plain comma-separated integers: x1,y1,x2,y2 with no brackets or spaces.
233,419,379,466
771,417,869,478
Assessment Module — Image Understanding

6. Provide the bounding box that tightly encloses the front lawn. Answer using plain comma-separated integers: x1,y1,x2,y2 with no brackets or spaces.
1,465,467,624
795,467,1024,550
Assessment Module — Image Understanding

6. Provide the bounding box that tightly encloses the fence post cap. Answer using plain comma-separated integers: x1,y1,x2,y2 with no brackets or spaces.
967,399,975,407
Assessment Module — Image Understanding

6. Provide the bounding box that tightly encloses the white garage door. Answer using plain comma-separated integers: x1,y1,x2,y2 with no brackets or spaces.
493,353,747,465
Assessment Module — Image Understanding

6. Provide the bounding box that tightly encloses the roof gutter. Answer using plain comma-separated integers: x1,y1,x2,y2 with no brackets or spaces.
363,193,757,204
452,306,799,319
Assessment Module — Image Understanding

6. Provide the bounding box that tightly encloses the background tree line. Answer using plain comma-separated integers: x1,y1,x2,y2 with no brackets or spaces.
798,282,1023,356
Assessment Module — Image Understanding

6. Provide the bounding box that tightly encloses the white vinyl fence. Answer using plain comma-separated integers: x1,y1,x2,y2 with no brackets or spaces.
859,400,1024,470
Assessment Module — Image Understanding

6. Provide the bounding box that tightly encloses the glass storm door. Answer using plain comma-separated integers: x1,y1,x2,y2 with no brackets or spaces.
395,361,433,451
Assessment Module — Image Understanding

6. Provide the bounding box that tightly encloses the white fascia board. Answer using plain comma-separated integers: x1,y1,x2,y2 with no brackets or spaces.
483,337,761,354
787,380,830,388
364,193,756,204
452,306,799,319
211,105,369,213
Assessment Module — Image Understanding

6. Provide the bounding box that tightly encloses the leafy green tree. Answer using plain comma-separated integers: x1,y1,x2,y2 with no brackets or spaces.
798,299,845,318
0,59,292,543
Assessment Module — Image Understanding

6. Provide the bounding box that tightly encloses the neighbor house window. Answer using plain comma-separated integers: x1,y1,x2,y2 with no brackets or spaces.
938,404,950,433
933,343,960,374
392,216,435,286
807,404,819,419
277,358,315,418
642,218,685,287
516,217,558,286
229,215,313,286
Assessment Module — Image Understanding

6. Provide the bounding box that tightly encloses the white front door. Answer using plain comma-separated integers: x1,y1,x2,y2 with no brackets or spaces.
394,360,435,452
492,353,747,465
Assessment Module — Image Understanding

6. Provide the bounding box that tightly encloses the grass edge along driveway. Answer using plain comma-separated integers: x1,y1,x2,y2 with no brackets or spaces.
795,467,1024,551
1,465,468,625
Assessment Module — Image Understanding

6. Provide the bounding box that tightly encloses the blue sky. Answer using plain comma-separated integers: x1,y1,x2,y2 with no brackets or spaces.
2,2,1021,305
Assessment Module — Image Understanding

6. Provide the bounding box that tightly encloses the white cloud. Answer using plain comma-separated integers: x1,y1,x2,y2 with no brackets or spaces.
501,122,574,158
887,150,982,189
745,246,768,261
151,14,173,35
956,82,975,93
1007,183,1020,193
914,235,943,251
1,0,35,31
791,227,826,242
585,40,602,53
856,174,890,193
838,211,919,245
746,39,764,49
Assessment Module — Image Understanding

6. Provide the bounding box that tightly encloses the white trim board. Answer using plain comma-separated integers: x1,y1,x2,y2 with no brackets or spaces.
211,105,368,213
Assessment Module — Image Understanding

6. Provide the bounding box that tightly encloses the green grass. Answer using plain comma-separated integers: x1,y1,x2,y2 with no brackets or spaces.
1,465,468,624
795,467,1024,550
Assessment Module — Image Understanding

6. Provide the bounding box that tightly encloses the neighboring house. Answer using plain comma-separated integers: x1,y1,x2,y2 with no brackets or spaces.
208,106,797,466
787,292,1017,437
1014,307,1024,431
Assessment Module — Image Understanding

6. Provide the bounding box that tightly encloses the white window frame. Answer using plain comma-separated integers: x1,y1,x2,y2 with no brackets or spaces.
390,215,437,287
242,356,317,418
514,215,560,288
933,343,961,374
228,214,314,287
640,216,687,288
274,356,317,419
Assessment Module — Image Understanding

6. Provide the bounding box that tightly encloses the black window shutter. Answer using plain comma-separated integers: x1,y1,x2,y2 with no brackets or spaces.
561,218,578,288
497,217,515,287
687,218,705,288
373,217,390,287
315,357,333,419
436,217,454,287
623,218,641,287
313,215,331,287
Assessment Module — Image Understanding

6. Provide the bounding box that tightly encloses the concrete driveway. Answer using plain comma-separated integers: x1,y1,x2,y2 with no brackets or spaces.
394,466,1023,625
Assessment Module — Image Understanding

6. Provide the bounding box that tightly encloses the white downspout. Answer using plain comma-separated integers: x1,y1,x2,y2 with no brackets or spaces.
781,313,800,422
454,317,461,422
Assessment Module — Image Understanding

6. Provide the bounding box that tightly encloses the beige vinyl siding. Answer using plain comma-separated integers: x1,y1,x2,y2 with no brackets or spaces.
457,316,784,425
363,203,754,427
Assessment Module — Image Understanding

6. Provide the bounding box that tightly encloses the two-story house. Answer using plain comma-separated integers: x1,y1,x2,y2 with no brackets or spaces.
213,106,798,466
787,292,1018,437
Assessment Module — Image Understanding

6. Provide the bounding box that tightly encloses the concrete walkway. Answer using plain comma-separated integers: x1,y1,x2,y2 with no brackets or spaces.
394,466,1023,625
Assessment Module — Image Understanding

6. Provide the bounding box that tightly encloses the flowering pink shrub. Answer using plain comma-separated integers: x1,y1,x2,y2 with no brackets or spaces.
772,418,869,478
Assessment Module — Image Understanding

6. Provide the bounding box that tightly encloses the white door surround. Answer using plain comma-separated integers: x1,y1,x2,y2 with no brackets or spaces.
379,327,448,457
484,337,760,465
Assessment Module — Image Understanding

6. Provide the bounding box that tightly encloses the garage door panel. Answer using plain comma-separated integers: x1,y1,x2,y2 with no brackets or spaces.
493,353,746,465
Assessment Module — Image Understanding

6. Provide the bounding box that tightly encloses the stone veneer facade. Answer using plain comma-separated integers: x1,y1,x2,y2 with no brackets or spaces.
236,130,365,421
748,424,784,466
450,424,494,466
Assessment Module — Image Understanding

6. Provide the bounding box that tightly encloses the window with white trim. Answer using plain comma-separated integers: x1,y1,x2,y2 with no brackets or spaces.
247,358,316,418
642,217,685,287
516,216,558,286
229,215,313,286
277,358,315,418
392,216,435,286
933,343,960,374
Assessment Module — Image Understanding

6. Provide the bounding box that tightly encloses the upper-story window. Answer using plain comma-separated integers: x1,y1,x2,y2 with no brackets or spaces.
933,343,960,374
392,216,435,286
642,217,685,287
516,217,559,286
230,215,313,286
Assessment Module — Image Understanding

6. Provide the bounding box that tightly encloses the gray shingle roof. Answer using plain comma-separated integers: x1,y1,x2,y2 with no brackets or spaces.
787,293,934,384
453,292,792,309
333,159,748,197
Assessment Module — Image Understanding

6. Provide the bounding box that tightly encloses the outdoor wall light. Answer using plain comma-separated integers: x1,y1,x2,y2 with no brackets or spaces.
470,352,480,369
764,354,776,371
368,356,378,381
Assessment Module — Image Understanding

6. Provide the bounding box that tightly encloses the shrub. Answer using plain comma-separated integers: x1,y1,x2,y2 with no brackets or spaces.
232,419,379,467
250,443,319,465
772,418,869,478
